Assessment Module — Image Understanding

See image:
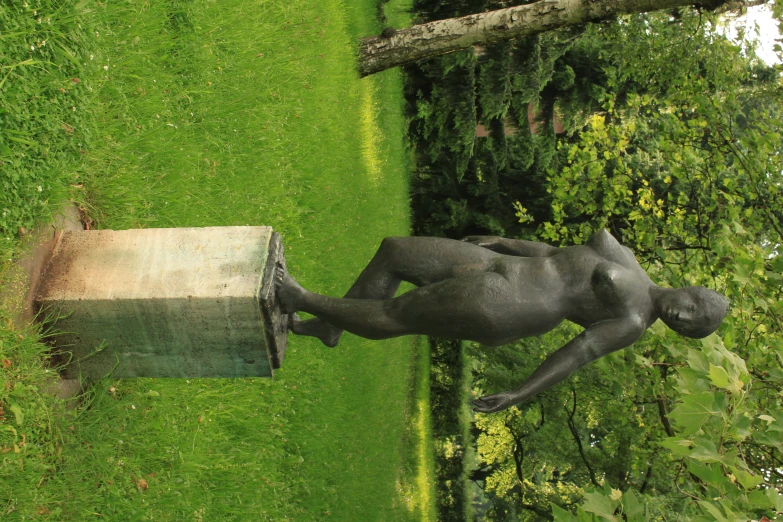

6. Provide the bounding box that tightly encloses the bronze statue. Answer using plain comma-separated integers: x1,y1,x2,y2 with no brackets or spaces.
275,230,729,413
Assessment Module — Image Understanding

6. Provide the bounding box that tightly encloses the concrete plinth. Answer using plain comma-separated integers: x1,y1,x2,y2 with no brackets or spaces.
34,226,287,379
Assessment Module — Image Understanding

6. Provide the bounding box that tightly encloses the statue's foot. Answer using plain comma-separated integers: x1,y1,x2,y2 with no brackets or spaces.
288,313,341,348
275,263,307,314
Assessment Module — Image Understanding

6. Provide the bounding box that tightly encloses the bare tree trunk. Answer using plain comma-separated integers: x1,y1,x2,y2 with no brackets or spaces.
358,0,748,76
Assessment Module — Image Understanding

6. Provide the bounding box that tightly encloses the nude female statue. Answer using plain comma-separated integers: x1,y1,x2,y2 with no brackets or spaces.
275,230,729,413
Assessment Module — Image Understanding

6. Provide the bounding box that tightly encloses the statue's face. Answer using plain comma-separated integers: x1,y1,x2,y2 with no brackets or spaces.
657,289,709,338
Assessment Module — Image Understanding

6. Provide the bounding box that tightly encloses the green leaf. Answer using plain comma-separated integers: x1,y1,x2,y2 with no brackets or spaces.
9,402,23,426
730,467,763,490
712,339,749,383
688,461,727,486
692,442,738,467
582,490,620,521
621,489,643,518
551,504,579,522
726,414,751,441
676,368,710,393
659,437,693,457
766,488,783,512
576,507,596,522
754,431,783,452
707,364,744,394
697,501,730,522
708,364,731,389
732,261,752,285
747,490,773,510
687,349,710,375
689,440,724,463
649,319,666,337
669,392,721,436
763,412,783,433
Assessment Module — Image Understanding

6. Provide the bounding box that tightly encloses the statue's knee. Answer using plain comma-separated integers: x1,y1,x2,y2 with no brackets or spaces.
379,236,402,250
377,236,405,259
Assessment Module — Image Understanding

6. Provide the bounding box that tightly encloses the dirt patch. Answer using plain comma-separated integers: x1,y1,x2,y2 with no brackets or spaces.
0,203,85,402
5,204,85,326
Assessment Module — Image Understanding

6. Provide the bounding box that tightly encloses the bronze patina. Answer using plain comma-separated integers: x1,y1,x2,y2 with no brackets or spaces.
276,230,728,413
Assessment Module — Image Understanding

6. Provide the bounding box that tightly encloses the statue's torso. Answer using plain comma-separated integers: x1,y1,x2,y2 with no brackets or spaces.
487,230,655,334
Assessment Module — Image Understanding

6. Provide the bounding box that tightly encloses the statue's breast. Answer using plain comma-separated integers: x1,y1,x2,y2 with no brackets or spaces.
590,262,633,316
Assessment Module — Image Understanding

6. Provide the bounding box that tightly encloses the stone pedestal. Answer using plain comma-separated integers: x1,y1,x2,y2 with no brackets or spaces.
34,226,287,379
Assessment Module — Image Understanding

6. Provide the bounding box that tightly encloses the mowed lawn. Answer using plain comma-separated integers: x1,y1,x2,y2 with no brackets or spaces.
1,0,430,520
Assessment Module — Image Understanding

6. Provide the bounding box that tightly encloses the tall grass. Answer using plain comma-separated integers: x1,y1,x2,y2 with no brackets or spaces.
0,0,433,519
0,1,93,236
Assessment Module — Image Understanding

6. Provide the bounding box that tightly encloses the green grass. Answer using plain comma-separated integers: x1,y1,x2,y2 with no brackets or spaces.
381,0,415,30
0,1,90,235
397,336,438,522
0,0,435,519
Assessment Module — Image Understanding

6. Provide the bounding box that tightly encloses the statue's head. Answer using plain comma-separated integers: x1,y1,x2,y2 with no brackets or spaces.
657,286,729,339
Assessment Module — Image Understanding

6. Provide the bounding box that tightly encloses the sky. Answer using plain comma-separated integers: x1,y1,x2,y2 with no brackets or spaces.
724,4,781,65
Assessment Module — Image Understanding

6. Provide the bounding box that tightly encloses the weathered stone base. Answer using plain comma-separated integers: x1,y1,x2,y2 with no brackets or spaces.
34,226,287,379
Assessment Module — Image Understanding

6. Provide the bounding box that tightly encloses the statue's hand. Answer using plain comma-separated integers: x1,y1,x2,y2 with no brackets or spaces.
472,392,513,413
461,236,502,250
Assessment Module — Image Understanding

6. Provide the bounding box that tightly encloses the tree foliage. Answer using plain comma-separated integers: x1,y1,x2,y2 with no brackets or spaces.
406,28,578,239
468,8,783,521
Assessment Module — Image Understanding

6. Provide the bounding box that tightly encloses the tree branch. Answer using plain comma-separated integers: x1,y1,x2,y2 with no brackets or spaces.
657,397,675,437
512,433,526,486
657,366,676,437
639,461,654,494
565,388,601,488
358,0,747,76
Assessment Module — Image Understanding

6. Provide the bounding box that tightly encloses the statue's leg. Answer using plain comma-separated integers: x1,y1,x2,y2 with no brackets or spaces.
278,266,514,345
289,237,499,346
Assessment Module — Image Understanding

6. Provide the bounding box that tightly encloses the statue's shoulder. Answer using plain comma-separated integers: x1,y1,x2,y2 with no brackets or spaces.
586,229,637,269
587,229,621,249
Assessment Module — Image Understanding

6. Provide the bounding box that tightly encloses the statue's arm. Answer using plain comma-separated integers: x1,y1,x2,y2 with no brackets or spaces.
461,236,558,257
472,317,646,413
